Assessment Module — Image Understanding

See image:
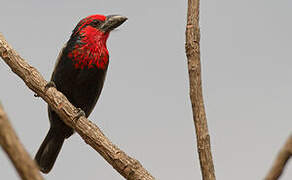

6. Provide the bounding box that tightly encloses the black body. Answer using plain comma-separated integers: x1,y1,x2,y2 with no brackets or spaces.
35,41,108,173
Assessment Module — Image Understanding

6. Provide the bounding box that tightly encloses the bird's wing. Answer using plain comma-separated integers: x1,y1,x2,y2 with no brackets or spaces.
51,43,67,80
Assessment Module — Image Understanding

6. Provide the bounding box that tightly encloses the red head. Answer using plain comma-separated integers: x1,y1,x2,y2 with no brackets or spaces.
67,14,127,69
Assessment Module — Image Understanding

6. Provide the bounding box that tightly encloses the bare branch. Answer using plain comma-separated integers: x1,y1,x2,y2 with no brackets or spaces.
0,33,154,180
185,0,216,180
265,135,292,180
0,102,44,180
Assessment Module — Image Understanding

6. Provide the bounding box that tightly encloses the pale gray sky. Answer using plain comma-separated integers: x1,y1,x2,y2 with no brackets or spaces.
0,0,291,179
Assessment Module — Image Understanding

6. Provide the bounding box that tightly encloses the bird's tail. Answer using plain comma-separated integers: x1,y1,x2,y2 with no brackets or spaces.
35,127,65,173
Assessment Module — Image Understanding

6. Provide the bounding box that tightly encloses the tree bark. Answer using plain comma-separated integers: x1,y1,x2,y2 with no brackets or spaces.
185,0,216,180
0,102,44,180
0,33,154,180
265,135,292,180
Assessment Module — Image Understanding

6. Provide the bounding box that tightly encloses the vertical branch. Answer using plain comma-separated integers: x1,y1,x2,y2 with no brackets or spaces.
265,135,292,180
185,0,216,180
0,102,44,180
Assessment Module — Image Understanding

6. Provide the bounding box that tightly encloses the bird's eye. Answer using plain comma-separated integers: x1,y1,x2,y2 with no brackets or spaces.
92,20,101,27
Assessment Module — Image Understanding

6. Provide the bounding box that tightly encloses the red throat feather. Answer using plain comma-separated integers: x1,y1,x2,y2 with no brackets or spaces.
68,15,109,70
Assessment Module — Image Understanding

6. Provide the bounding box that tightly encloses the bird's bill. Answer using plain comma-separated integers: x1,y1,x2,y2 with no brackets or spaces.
100,15,128,32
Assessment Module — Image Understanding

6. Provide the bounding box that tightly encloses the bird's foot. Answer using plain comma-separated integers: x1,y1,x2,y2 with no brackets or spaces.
34,81,56,97
74,108,86,123
45,81,56,90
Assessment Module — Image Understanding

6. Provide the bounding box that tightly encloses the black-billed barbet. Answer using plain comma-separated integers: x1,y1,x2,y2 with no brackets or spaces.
35,14,127,173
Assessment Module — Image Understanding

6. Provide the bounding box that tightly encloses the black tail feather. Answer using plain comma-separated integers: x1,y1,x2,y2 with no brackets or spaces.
35,127,65,173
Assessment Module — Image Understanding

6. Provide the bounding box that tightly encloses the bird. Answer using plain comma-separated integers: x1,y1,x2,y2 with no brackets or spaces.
34,14,127,173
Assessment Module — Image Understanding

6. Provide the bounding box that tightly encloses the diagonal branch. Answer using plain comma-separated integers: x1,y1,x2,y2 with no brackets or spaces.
265,135,292,180
0,33,154,180
0,102,44,180
185,0,216,180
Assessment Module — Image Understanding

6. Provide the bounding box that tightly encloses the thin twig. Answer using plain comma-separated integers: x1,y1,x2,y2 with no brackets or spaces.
265,135,292,180
185,0,216,179
0,102,44,180
0,33,154,180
